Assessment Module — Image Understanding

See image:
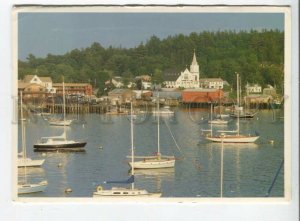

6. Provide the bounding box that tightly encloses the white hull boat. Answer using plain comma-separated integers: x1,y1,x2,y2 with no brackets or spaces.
18,158,45,167
18,181,47,194
129,157,175,169
208,119,228,125
48,119,73,126
206,134,259,143
93,186,161,197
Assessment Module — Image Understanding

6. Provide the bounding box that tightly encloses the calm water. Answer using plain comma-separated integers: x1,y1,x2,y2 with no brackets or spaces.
18,108,284,198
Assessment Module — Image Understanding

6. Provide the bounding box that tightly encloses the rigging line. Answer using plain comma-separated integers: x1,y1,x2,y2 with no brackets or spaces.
265,159,284,197
163,118,185,160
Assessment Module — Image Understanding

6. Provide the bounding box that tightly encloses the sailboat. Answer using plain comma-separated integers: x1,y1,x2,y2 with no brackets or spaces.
18,92,47,194
128,95,175,169
205,73,260,143
93,102,161,197
230,74,258,119
208,100,228,125
34,80,86,151
48,91,73,126
18,92,45,167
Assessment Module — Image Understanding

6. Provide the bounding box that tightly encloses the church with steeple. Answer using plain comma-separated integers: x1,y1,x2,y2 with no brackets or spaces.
164,50,200,88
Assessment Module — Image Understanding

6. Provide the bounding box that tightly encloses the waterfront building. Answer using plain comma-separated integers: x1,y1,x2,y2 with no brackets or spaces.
245,83,262,95
18,75,55,98
164,51,200,89
263,85,277,97
199,78,224,89
53,83,93,96
182,89,224,104
108,89,135,105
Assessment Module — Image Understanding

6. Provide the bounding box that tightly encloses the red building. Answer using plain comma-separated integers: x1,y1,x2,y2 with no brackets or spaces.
53,83,93,96
182,89,224,103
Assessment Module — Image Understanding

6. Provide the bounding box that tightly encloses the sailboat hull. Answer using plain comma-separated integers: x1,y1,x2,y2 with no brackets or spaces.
129,158,175,169
206,135,259,143
18,158,45,167
33,142,87,151
18,181,47,194
93,187,162,197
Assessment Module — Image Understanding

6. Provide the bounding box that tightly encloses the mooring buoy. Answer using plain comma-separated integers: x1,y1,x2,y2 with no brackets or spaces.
65,188,72,193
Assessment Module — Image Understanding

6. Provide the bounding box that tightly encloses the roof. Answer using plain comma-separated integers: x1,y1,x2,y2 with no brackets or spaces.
152,91,181,99
53,83,91,87
39,77,52,82
18,82,30,89
183,88,219,92
199,78,223,82
23,75,35,83
163,72,180,81
108,89,133,95
23,75,52,83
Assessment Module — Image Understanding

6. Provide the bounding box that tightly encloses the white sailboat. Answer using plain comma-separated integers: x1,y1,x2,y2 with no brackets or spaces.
18,92,47,194
209,90,229,125
230,74,258,118
205,73,259,143
128,95,175,169
34,80,86,151
18,92,45,167
93,102,161,197
48,93,73,126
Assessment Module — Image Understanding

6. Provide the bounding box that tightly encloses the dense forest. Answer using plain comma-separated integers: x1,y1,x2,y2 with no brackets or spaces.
18,29,284,95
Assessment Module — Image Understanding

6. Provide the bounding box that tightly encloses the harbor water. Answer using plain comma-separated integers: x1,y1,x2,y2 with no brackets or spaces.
17,108,284,198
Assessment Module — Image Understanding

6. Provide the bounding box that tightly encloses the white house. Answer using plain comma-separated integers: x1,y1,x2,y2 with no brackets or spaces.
22,75,56,93
245,83,262,94
164,51,200,89
199,78,224,89
111,76,124,88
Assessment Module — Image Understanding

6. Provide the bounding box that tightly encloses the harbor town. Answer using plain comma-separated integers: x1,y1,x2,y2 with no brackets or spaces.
18,51,283,115
15,11,286,198
17,50,284,198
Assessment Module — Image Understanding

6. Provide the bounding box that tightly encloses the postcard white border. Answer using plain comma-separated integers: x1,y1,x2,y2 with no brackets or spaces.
1,1,298,221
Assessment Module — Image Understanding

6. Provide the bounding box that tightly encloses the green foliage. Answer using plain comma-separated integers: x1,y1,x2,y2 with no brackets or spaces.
18,30,284,93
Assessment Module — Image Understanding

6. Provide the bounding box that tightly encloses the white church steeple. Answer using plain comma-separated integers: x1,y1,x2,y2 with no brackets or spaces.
190,49,199,75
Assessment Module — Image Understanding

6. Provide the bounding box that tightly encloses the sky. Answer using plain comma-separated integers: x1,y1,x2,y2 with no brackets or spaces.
18,12,284,61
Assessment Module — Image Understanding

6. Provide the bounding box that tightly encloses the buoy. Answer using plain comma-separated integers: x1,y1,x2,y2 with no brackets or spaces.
58,163,63,167
257,117,259,120
98,146,103,149
82,124,85,128
269,140,274,144
96,185,103,192
65,188,72,193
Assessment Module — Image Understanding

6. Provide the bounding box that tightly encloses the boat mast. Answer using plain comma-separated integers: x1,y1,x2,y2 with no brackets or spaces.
62,77,66,141
210,102,213,136
157,93,161,159
20,91,27,184
236,73,240,136
130,101,134,190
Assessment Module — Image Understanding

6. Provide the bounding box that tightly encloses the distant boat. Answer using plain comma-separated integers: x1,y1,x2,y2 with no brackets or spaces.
34,80,86,151
229,111,258,119
128,94,175,169
208,119,228,125
152,107,174,116
18,181,48,194
18,91,47,194
48,118,73,126
205,73,259,143
93,102,161,197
